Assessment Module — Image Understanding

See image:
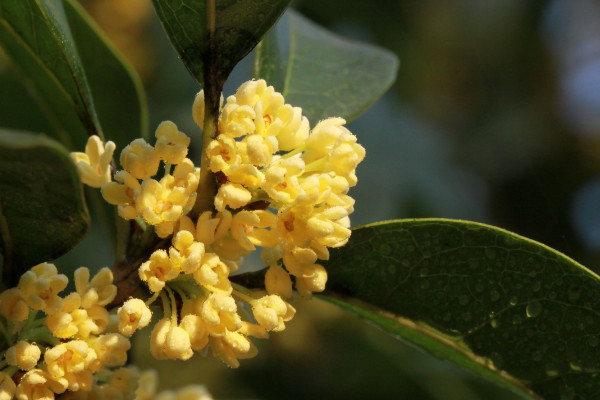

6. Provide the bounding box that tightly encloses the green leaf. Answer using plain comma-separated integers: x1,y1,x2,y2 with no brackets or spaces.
0,0,148,151
322,219,600,400
0,129,89,286
253,11,399,122
151,0,292,88
62,0,149,150
0,0,101,149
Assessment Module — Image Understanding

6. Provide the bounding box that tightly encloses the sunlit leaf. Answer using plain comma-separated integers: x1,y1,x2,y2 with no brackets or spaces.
151,0,291,88
0,129,89,286
323,219,600,400
254,11,399,122
0,0,148,152
0,0,101,149
62,0,149,149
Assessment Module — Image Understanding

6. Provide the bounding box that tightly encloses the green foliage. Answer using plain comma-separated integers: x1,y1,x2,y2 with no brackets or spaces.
253,11,399,122
151,0,292,89
0,0,147,151
62,0,149,150
0,0,100,149
323,219,600,400
0,130,88,286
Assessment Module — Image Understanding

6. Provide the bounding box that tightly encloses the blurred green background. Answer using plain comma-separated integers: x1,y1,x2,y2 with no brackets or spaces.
3,0,600,398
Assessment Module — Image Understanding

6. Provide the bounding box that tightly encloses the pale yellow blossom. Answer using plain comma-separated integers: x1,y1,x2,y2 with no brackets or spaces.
100,170,141,220
15,369,55,400
155,120,190,164
120,138,160,180
46,292,107,339
0,371,17,400
201,293,242,336
0,288,29,321
264,264,293,298
5,340,41,370
139,249,179,292
135,370,158,400
206,134,240,173
74,267,116,308
263,156,305,204
169,231,205,274
180,314,209,351
209,332,257,368
214,182,252,211
192,253,232,294
230,210,277,251
89,333,131,368
117,298,152,336
150,319,193,360
70,135,115,188
17,263,67,313
105,367,139,400
252,294,295,332
303,117,365,186
44,340,97,393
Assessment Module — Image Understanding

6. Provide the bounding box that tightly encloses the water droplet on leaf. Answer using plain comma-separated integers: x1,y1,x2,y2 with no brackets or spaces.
526,300,542,318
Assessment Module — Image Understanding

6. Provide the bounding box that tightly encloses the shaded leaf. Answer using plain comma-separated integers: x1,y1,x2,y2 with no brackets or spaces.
62,0,149,150
0,0,101,149
323,219,600,400
254,11,399,122
0,129,89,286
151,0,291,88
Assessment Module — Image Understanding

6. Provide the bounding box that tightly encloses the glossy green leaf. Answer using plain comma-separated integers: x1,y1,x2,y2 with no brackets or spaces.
151,0,291,88
62,0,149,149
0,0,148,151
322,219,600,400
0,0,101,149
0,129,89,286
253,11,399,122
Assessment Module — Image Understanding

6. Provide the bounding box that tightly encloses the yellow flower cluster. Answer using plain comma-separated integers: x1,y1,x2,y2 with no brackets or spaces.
194,79,364,297
0,264,133,399
68,79,363,370
124,212,295,368
73,121,199,238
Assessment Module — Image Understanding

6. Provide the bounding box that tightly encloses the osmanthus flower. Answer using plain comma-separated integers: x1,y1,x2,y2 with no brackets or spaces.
191,79,364,298
14,369,56,400
100,170,141,220
0,264,134,399
155,120,191,164
70,135,116,188
5,341,42,371
150,318,193,361
117,298,152,336
43,340,97,393
17,262,68,313
120,138,160,180
0,371,16,400
0,287,30,322
46,267,116,340
71,121,199,238
63,78,363,371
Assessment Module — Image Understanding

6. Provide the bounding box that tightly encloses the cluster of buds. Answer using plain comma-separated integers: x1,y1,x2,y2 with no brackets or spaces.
69,79,364,368
194,79,365,297
120,210,296,367
0,264,134,399
71,121,199,238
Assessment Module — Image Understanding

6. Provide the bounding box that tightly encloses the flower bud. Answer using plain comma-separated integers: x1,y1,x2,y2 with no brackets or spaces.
5,341,41,371
117,298,152,336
